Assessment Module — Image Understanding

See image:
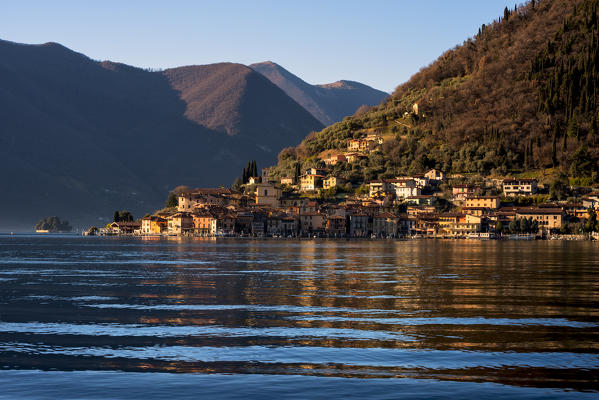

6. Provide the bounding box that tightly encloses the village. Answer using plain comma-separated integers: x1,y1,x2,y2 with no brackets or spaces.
97,133,599,240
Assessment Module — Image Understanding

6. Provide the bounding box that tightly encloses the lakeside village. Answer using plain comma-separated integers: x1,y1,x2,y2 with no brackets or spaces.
92,136,599,240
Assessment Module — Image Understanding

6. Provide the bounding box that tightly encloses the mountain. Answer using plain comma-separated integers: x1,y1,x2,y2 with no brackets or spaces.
0,40,323,230
250,61,388,126
270,0,599,187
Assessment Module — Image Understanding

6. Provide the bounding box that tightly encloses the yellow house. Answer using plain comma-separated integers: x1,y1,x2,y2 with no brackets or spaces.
323,176,346,190
515,208,564,231
300,174,324,191
193,213,217,236
347,139,374,152
141,216,167,235
464,196,500,209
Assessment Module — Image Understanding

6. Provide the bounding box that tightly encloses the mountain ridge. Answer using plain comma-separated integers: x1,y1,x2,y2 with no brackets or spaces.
250,61,388,125
0,39,323,229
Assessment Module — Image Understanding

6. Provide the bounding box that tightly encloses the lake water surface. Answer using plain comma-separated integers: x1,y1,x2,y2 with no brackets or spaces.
0,235,597,399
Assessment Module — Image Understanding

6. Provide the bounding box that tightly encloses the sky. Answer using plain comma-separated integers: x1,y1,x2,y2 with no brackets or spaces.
0,1,517,93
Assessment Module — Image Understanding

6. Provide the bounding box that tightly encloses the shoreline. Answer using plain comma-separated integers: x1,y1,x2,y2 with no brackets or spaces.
85,233,597,241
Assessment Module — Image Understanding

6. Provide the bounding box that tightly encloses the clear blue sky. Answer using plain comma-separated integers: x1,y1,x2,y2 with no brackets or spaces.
1,1,517,92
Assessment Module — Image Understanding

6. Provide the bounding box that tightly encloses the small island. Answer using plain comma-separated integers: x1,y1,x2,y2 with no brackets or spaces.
34,216,72,233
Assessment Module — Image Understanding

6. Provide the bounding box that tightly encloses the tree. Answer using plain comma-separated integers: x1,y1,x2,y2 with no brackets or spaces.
585,209,598,232
509,219,518,233
531,218,539,233
569,145,592,178
113,210,120,223
165,192,178,208
520,217,530,233
117,211,134,222
294,162,301,184
232,177,242,191
495,221,503,235
549,172,569,200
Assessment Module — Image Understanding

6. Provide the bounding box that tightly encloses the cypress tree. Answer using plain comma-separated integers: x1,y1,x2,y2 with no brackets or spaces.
113,210,120,223
552,128,558,166
294,162,300,184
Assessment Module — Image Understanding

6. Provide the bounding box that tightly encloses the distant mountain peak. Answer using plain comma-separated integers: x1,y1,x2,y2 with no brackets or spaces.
250,62,387,126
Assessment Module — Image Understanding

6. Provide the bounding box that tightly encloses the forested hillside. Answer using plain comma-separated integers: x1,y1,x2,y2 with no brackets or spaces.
271,0,599,186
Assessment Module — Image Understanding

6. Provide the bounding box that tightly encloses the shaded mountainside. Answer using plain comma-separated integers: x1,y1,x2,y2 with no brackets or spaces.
271,0,599,186
250,61,388,126
0,40,322,229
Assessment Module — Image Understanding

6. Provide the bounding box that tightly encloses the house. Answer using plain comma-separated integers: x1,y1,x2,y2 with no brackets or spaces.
388,179,420,199
193,212,217,236
582,195,599,210
255,183,282,207
372,212,398,237
325,215,347,236
167,213,194,235
266,214,284,236
438,213,481,237
216,213,236,235
407,205,437,218
250,213,267,237
365,133,383,144
279,195,308,210
110,221,141,235
300,174,324,191
399,175,428,189
348,138,374,152
502,179,538,196
300,201,318,214
248,176,261,185
349,213,370,237
398,214,416,237
425,169,445,181
305,167,328,176
464,196,500,209
405,195,437,206
323,176,346,190
324,154,347,165
368,180,393,197
488,210,517,225
414,214,438,236
300,212,326,235
452,184,481,200
515,208,564,233
562,203,589,220
280,177,294,186
141,216,167,235
235,211,254,234
281,216,298,236
461,207,489,217
178,188,233,211
345,152,367,163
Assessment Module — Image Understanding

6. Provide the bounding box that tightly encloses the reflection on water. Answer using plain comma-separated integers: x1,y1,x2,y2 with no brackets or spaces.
0,236,598,398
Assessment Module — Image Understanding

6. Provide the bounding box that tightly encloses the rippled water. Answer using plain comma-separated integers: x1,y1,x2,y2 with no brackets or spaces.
0,235,597,399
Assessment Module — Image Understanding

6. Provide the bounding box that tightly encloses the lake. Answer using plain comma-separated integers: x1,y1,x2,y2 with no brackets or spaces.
0,235,597,399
